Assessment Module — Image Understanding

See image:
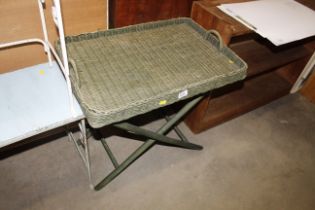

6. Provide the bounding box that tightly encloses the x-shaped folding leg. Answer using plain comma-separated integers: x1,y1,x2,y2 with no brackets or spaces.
114,123,202,150
94,96,204,191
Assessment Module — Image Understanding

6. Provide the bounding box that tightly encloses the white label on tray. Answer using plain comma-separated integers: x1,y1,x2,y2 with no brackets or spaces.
178,90,188,99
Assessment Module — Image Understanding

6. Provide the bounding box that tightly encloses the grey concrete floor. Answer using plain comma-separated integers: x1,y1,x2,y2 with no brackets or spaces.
0,94,315,210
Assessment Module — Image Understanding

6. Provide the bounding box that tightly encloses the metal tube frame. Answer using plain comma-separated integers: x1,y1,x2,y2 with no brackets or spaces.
67,120,92,188
0,0,75,116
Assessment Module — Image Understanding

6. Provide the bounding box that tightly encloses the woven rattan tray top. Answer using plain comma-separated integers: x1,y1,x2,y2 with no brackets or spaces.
58,18,247,128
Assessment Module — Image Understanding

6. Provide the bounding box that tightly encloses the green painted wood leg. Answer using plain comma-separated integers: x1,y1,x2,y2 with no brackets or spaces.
94,139,155,191
114,123,202,150
165,115,189,142
94,96,203,191
101,138,119,168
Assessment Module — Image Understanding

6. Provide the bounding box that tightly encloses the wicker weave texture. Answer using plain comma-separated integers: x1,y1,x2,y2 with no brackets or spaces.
58,18,247,128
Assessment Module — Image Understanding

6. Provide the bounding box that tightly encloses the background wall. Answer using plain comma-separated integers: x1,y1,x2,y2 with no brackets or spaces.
0,0,107,73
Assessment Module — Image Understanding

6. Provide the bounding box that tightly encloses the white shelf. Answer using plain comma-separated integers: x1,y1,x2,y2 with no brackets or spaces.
0,62,84,147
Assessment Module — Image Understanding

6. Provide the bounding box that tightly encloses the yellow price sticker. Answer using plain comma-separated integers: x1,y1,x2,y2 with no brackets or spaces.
159,100,167,105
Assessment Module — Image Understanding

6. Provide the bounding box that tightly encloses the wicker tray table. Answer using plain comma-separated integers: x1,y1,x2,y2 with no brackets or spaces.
57,17,247,190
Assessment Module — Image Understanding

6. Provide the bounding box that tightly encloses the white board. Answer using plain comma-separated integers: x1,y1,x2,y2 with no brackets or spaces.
218,0,315,46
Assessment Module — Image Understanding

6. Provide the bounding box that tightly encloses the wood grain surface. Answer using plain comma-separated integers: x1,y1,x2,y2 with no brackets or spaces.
109,0,193,27
0,0,107,73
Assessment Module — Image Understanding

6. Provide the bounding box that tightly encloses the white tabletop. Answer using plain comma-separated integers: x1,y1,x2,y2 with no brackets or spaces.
218,0,315,46
0,62,84,148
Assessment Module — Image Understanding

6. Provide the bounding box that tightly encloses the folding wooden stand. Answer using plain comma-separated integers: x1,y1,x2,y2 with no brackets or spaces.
94,96,203,190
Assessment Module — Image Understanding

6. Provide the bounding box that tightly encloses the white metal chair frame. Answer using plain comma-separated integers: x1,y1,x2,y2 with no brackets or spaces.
0,0,91,187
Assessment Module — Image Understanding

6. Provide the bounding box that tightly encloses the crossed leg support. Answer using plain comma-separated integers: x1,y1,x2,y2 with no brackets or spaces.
69,96,204,191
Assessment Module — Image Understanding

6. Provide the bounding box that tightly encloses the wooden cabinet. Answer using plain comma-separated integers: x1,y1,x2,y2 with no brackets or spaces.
185,0,314,133
109,0,194,27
